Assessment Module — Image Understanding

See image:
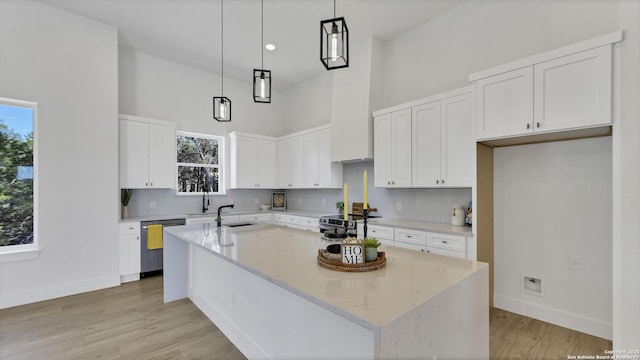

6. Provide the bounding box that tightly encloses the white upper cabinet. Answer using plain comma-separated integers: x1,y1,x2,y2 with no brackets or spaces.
278,136,304,188
412,101,441,187
376,87,473,189
229,132,277,189
304,128,343,188
374,108,412,188
441,93,474,187
279,125,342,189
119,114,176,189
533,46,611,133
474,67,534,139
471,32,621,143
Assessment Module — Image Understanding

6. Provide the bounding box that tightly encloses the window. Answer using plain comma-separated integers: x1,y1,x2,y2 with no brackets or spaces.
176,131,224,194
0,98,37,254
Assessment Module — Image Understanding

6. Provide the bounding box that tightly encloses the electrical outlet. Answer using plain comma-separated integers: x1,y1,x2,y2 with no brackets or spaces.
322,198,326,206
150,201,156,209
254,197,259,205
396,201,402,211
569,255,582,270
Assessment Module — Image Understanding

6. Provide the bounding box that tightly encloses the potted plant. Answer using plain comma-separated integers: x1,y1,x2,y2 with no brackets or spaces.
121,189,132,219
335,201,344,216
363,237,381,262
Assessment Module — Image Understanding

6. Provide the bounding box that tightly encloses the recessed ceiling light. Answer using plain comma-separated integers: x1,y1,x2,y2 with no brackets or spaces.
265,43,276,51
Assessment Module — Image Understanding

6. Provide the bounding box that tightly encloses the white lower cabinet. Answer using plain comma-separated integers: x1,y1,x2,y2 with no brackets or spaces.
395,228,427,252
274,213,300,229
298,216,320,232
426,232,466,259
119,222,141,283
357,224,394,247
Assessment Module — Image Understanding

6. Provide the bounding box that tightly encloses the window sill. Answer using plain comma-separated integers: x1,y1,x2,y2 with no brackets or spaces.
0,248,42,263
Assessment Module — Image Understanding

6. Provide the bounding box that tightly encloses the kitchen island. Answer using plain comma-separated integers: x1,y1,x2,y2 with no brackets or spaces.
164,223,488,359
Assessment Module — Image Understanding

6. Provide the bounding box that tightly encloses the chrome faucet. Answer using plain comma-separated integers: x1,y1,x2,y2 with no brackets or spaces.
216,204,235,227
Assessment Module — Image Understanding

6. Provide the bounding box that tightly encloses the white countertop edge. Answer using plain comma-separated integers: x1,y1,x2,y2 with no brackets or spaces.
164,224,382,333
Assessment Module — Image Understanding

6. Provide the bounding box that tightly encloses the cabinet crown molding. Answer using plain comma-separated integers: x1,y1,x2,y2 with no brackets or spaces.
372,86,472,117
469,30,622,82
119,113,176,127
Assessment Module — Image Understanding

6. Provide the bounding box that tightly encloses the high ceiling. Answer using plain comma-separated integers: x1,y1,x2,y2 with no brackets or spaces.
37,0,467,90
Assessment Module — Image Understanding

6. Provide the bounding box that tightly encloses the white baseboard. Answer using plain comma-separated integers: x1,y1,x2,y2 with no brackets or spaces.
494,293,612,340
0,274,120,309
120,273,140,283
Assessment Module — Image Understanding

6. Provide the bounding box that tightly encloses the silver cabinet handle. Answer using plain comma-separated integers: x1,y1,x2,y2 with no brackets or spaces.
537,122,540,128
527,123,531,129
406,235,412,238
436,180,439,184
392,181,395,185
442,179,445,184
387,181,391,185
442,240,448,244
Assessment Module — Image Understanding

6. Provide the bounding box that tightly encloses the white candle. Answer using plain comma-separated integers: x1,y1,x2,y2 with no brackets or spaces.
343,182,348,220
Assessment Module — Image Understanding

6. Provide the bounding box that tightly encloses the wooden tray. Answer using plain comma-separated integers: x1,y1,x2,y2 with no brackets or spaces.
317,250,386,272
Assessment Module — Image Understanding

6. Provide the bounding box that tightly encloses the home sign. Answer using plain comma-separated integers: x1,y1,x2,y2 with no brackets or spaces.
341,238,364,264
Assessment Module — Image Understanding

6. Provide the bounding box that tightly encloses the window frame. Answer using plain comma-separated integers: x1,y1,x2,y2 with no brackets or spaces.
175,131,226,196
0,97,40,262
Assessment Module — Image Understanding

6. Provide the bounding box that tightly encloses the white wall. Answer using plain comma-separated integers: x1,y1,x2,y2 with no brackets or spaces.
119,49,284,137
0,0,119,308
493,137,612,339
613,0,640,349
281,71,333,134
382,0,620,107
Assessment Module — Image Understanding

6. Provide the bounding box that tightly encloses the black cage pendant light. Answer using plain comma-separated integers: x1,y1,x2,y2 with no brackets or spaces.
253,0,271,103
214,0,231,122
320,0,349,70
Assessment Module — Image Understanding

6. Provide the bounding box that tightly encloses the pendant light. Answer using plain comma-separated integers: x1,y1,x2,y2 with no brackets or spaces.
253,0,271,103
320,0,349,70
214,0,231,122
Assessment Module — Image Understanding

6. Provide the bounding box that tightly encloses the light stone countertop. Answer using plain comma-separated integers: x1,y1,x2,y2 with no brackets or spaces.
366,218,473,236
164,223,487,329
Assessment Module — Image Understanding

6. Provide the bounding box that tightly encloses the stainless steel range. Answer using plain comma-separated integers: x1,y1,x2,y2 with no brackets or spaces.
318,215,358,241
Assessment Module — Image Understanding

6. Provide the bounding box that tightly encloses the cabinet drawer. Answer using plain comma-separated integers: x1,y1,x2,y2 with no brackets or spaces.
395,241,427,252
274,214,299,225
427,232,466,253
394,228,427,246
119,222,139,234
427,246,465,259
298,217,319,229
238,213,272,222
299,225,320,233
357,224,394,240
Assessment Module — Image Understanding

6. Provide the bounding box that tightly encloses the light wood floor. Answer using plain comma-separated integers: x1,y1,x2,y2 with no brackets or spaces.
1,276,612,360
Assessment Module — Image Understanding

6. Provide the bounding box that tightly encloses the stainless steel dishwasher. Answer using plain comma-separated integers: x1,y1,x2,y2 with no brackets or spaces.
140,218,186,277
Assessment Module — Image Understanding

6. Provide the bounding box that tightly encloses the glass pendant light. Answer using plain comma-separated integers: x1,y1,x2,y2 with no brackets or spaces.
253,0,271,103
214,0,231,122
320,0,349,70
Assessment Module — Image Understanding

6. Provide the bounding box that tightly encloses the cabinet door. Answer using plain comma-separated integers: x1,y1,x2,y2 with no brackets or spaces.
231,136,257,188
475,67,534,140
316,129,337,188
119,120,149,188
391,109,412,187
441,93,473,187
303,132,320,187
128,234,141,274
278,137,303,188
534,45,612,132
148,123,176,189
256,139,277,188
412,101,441,187
373,113,392,187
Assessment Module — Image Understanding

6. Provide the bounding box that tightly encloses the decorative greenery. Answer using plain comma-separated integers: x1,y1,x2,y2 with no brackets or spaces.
121,189,132,206
335,201,344,210
363,237,381,248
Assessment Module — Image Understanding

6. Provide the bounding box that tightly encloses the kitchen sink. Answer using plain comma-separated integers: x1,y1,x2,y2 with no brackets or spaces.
224,222,254,228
